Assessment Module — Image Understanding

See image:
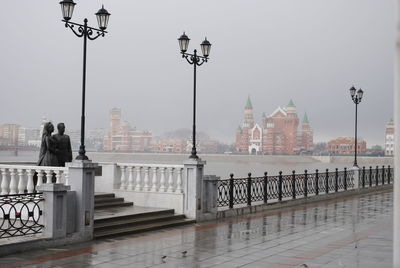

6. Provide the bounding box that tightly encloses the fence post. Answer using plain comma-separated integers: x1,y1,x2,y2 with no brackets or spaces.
247,173,252,206
362,166,365,188
376,166,379,186
229,173,234,209
263,172,268,204
325,169,329,194
304,170,308,198
315,169,319,195
335,168,338,192
292,170,296,199
344,167,347,191
382,165,385,185
278,171,283,201
369,166,373,187
388,165,391,184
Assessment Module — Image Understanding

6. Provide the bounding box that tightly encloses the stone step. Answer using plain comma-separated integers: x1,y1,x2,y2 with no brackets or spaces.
94,193,115,199
94,197,125,204
95,208,175,224
94,218,196,239
94,213,186,231
94,200,134,209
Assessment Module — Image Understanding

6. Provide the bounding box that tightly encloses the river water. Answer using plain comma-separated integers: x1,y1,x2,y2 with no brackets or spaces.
1,151,392,179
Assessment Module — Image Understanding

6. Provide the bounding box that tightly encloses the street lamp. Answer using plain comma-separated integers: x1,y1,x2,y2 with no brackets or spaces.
59,0,110,160
178,33,212,159
349,86,364,167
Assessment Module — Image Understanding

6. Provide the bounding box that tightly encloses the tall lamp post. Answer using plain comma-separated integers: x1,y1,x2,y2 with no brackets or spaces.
178,33,212,159
349,86,364,167
59,0,110,160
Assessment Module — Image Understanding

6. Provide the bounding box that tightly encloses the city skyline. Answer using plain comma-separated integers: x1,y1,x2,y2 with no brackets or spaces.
0,1,394,146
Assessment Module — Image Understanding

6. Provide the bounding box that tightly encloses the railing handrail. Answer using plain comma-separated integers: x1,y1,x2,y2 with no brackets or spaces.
0,164,68,172
217,166,393,209
116,163,184,169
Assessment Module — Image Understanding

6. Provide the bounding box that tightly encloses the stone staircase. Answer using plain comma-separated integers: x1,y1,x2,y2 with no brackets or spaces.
93,193,195,239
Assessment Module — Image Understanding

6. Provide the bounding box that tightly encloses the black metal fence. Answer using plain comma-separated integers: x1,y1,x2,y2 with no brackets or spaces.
0,193,44,238
217,166,393,209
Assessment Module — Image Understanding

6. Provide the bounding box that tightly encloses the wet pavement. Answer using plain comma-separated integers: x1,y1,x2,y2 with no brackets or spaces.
0,189,393,268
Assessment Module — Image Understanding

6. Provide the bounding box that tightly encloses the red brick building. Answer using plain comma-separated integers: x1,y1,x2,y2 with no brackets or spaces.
327,136,366,155
235,97,313,154
103,108,152,152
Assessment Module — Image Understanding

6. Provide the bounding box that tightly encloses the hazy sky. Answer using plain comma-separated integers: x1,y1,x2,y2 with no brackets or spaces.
0,1,395,145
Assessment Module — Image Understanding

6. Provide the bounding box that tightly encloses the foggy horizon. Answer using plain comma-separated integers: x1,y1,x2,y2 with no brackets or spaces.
0,1,395,146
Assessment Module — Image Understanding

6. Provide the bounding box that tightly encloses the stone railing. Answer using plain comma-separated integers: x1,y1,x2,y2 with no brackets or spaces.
117,163,184,193
0,164,68,195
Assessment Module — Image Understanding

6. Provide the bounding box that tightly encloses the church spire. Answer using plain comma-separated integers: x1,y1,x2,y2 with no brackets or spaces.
245,96,253,109
302,112,309,124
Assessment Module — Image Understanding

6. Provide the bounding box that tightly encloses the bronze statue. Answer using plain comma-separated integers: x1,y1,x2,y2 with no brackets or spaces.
53,123,73,167
37,122,59,166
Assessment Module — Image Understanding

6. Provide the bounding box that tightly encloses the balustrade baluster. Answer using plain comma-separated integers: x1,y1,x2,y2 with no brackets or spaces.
134,167,142,191
263,171,268,204
64,170,69,186
247,173,252,206
159,167,166,192
143,167,150,191
36,169,43,189
167,167,174,192
9,169,17,194
55,170,62,184
1,168,9,195
344,168,347,191
362,167,365,188
150,167,158,191
335,168,338,192
119,166,126,190
45,170,53,184
17,169,25,194
388,165,391,184
315,169,319,195
229,174,234,209
128,166,135,190
382,165,385,185
304,170,308,198
292,170,296,199
26,169,34,193
325,169,329,194
176,168,183,193
369,166,372,187
375,166,379,186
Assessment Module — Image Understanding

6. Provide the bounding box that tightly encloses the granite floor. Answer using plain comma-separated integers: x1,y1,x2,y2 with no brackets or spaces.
0,190,393,268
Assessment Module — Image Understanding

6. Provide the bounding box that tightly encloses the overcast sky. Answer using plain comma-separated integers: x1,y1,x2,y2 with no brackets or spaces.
0,1,395,146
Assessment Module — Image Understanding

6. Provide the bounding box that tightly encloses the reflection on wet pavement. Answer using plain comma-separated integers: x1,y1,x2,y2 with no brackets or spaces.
0,190,393,268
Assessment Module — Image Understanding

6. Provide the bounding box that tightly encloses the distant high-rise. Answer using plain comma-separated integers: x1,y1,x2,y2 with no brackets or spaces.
384,119,394,156
103,108,152,152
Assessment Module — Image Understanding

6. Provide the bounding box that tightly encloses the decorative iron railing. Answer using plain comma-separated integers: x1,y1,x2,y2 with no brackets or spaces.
217,166,393,209
0,193,44,238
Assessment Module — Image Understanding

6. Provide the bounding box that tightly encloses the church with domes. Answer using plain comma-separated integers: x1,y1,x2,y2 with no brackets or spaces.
235,97,313,154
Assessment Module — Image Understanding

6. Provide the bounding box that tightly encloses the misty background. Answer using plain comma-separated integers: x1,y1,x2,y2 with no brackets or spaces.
0,0,395,146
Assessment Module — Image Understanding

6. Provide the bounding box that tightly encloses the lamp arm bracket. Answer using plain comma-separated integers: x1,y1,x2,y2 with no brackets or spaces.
64,21,84,38
182,54,195,65
196,57,207,66
87,29,105,41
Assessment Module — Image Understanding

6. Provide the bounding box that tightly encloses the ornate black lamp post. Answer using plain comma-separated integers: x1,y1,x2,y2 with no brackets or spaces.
178,33,212,159
349,86,364,167
59,0,110,160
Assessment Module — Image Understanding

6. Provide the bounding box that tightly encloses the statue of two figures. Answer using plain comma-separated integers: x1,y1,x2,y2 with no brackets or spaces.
37,122,73,167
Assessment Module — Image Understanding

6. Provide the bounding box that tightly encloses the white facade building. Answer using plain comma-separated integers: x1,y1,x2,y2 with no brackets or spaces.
384,119,394,156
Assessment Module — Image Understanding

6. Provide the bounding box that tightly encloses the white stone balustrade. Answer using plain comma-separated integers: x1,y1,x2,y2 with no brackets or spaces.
115,163,184,193
0,164,68,195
